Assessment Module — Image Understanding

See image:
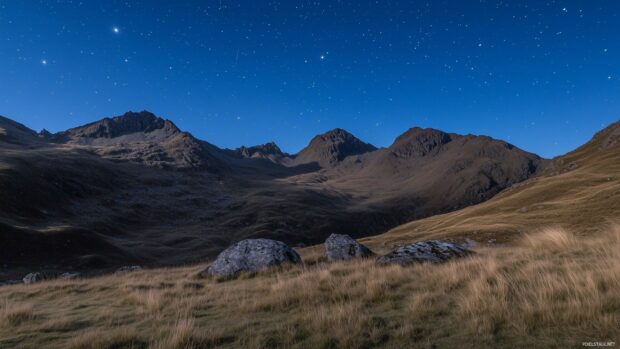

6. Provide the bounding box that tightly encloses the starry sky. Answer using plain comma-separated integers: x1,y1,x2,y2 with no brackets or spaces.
1,1,619,157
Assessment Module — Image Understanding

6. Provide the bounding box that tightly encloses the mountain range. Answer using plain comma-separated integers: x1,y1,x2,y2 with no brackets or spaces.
0,111,547,279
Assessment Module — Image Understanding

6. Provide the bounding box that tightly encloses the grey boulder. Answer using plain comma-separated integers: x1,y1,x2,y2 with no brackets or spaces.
23,271,59,284
376,240,472,266
59,272,81,280
202,238,301,278
325,234,373,261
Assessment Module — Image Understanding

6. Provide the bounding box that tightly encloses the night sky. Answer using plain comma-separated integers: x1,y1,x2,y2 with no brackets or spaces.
1,1,619,158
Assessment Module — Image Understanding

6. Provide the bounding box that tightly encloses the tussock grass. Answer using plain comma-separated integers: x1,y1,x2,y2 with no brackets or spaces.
0,298,36,327
1,227,620,348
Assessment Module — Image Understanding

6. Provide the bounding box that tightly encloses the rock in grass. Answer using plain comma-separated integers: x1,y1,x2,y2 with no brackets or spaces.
376,240,472,266
324,234,373,261
23,271,59,284
115,265,142,274
202,238,301,278
59,272,81,280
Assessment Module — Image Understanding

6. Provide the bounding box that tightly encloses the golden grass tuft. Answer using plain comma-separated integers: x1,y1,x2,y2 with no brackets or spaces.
521,226,579,250
1,227,620,348
0,298,37,327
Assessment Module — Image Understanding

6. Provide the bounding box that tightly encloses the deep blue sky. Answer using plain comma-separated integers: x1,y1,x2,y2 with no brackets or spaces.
1,1,619,157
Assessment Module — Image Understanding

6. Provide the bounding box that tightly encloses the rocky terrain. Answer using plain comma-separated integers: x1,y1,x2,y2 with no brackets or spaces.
0,111,546,280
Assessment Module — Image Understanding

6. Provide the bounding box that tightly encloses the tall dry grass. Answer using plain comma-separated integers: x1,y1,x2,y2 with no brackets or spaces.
1,227,619,348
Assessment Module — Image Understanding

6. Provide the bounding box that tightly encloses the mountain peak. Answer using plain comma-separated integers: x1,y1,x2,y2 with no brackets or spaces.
293,128,377,167
316,128,357,141
390,127,453,157
46,111,222,170
62,111,179,139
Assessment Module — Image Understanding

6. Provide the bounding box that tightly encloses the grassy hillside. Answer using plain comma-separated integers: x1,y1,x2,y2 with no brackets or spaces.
1,227,619,348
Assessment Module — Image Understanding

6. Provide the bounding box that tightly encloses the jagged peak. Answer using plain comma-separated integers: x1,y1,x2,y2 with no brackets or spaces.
62,111,179,139
236,142,285,158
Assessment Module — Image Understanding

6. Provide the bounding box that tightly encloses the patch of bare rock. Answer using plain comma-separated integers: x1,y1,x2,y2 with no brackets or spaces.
115,265,143,274
22,271,81,284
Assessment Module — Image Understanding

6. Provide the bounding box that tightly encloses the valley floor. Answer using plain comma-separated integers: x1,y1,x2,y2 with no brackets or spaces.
1,227,619,349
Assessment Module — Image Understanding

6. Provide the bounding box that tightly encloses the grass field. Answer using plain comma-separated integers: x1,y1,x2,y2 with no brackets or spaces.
1,226,619,349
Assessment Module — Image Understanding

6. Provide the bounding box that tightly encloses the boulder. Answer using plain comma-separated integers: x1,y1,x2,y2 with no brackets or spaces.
23,271,59,284
59,272,81,280
115,265,142,274
202,238,301,278
324,234,373,261
376,240,472,266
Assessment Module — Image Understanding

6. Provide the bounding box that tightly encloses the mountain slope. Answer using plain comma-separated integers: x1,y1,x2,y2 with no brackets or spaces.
367,120,620,248
0,116,47,146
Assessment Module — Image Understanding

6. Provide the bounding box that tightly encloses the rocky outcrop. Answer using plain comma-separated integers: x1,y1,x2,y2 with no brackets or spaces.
59,272,81,280
201,238,302,278
376,240,472,266
235,142,288,163
23,271,59,284
22,271,81,284
325,234,373,261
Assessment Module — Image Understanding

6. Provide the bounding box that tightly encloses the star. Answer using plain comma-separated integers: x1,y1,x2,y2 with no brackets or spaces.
562,7,568,13
320,54,325,60
113,27,120,34
41,59,47,65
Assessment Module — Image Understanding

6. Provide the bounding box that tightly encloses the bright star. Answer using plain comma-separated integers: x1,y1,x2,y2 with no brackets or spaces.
320,54,326,60
113,27,120,34
41,59,47,65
